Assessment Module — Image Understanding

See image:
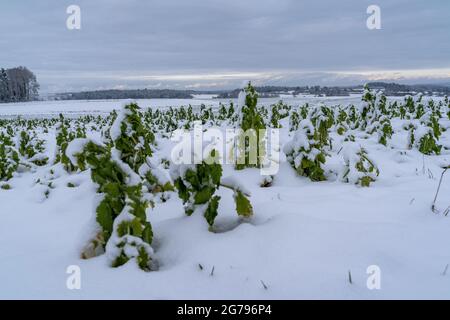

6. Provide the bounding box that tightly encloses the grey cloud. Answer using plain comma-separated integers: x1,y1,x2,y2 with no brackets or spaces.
0,0,449,92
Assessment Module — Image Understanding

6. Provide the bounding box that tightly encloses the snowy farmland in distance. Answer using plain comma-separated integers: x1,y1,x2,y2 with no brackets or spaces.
0,95,368,118
0,91,449,299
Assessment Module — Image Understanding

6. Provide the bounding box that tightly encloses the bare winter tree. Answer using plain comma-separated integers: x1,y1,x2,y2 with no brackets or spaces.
0,66,39,103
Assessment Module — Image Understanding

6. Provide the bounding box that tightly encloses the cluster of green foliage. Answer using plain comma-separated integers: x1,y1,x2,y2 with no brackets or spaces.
445,96,450,119
284,120,327,182
236,82,267,170
407,122,442,156
174,150,222,226
217,102,236,122
173,150,253,229
112,103,155,171
0,133,19,181
66,104,164,271
270,101,291,128
366,116,393,146
335,86,444,155
112,103,172,195
310,105,334,146
284,84,450,186
289,110,301,132
71,140,154,271
342,146,379,187
18,130,48,166
418,130,442,155
55,114,86,171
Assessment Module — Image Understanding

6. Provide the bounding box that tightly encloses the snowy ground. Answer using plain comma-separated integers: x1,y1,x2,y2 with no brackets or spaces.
0,97,449,299
0,95,365,118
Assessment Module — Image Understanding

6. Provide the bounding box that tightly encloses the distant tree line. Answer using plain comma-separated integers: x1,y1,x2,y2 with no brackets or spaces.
217,85,357,98
0,66,40,103
54,82,450,101
365,82,450,96
217,83,450,98
56,89,195,100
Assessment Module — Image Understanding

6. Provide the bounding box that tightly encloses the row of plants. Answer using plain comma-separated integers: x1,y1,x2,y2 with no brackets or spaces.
0,84,449,271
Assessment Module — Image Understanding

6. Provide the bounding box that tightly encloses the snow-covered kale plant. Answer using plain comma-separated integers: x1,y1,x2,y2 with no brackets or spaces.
139,156,173,197
65,103,167,271
171,149,253,230
284,119,327,182
341,143,379,187
111,102,171,194
335,107,349,136
427,114,442,141
407,122,442,155
200,105,215,126
417,129,442,155
289,110,300,132
18,130,48,166
55,114,86,171
0,132,20,181
270,104,282,129
367,116,393,146
445,95,450,119
310,105,334,147
347,104,360,129
110,103,155,172
377,116,393,146
217,103,228,121
360,84,378,130
67,138,155,271
235,82,266,170
269,101,290,129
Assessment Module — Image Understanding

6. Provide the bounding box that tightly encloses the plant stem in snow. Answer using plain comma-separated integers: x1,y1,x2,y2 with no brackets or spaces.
431,167,449,214
219,182,251,197
260,280,268,290
442,264,448,276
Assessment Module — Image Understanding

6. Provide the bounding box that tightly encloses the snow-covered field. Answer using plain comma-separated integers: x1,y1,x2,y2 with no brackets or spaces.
0,95,363,118
0,93,449,299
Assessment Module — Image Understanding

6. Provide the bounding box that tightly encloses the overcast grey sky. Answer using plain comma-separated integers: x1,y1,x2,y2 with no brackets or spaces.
1,0,449,93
